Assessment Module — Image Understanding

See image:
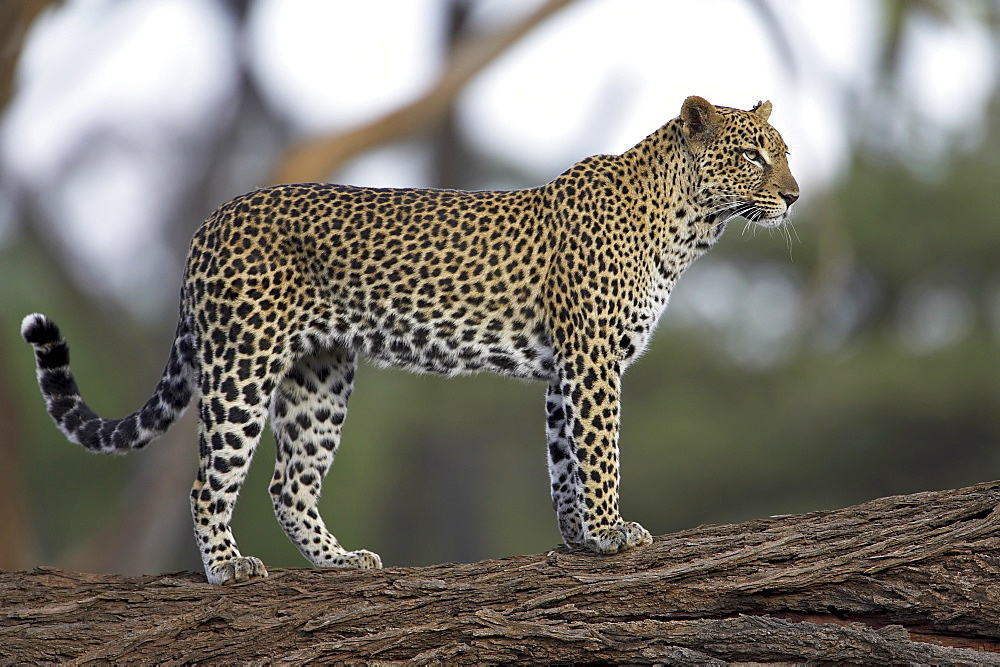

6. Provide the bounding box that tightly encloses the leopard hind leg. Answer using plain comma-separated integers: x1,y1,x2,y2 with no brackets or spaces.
190,367,273,585
269,345,382,570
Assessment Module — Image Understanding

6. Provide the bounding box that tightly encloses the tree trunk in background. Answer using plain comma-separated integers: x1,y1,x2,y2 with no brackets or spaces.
4,482,1000,664
0,342,31,571
0,0,62,575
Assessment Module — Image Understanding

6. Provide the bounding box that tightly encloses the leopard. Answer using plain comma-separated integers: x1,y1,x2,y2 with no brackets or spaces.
22,96,798,585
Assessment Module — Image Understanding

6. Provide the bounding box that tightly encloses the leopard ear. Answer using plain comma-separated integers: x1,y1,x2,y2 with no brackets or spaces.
751,100,772,121
680,96,720,152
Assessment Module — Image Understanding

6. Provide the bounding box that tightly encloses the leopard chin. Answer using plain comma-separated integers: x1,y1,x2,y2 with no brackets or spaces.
756,212,791,228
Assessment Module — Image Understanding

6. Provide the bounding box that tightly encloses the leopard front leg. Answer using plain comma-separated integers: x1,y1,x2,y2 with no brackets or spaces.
545,356,652,554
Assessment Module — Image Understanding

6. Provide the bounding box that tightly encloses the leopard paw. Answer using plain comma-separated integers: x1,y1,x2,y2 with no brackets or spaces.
208,556,269,585
332,549,382,569
584,521,653,554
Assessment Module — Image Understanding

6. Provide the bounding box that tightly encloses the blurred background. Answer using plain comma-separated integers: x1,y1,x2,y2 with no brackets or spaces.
1,0,999,576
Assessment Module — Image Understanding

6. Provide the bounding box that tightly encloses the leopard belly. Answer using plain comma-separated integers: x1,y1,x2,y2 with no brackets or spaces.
306,301,558,380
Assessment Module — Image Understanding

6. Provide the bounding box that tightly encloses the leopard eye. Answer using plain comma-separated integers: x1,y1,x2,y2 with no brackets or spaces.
741,149,764,166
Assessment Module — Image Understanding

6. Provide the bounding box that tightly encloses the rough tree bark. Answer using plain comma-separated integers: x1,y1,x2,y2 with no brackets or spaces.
3,481,1000,664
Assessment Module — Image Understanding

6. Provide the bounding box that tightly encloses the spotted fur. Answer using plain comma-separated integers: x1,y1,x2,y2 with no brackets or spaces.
22,96,798,584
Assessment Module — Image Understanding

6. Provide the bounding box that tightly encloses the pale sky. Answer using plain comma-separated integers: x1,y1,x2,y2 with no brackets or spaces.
1,0,996,317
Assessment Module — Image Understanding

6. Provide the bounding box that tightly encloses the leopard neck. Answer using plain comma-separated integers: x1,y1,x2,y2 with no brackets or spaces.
618,120,726,258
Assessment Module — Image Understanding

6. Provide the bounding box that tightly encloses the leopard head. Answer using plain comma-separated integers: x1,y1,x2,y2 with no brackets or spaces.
680,96,799,228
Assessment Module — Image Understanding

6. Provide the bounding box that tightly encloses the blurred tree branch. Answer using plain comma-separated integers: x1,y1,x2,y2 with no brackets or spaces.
745,0,798,81
4,481,1000,663
0,0,58,110
269,0,576,184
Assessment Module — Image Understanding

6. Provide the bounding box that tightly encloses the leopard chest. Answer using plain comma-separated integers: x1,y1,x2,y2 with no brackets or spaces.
615,246,691,368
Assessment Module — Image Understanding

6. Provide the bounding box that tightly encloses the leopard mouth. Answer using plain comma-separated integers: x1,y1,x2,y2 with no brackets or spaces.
745,198,794,229
714,201,787,229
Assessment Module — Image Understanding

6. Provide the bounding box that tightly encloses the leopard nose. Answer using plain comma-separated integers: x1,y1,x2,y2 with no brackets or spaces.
780,191,799,207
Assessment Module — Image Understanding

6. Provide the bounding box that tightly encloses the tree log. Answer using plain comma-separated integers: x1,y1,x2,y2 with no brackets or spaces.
3,482,1000,664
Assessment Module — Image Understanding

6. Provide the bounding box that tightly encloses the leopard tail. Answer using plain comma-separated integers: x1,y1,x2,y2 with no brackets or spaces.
21,313,196,454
